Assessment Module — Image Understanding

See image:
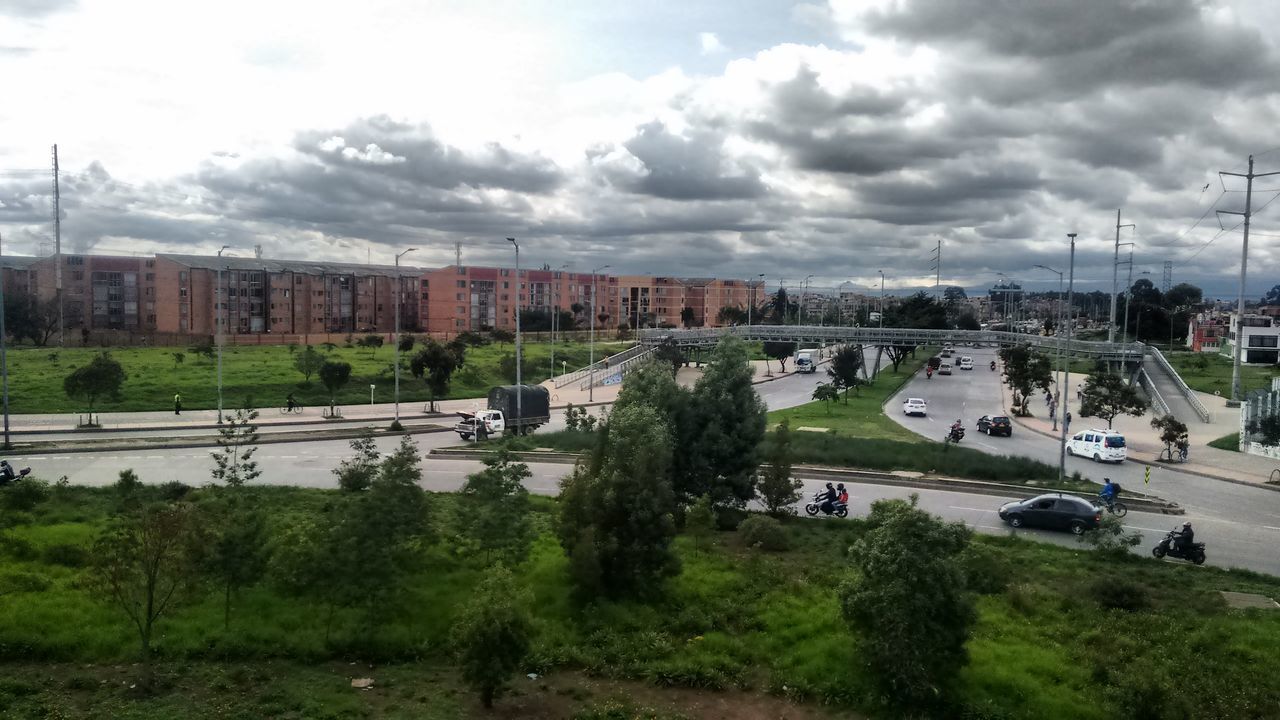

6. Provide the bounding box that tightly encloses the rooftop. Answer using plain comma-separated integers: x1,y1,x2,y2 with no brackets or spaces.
158,253,425,277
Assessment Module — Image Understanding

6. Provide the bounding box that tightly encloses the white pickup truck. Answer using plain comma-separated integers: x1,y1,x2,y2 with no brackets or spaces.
795,348,819,373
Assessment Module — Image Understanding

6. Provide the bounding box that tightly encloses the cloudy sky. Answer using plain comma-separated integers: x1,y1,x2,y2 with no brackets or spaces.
3,0,1280,297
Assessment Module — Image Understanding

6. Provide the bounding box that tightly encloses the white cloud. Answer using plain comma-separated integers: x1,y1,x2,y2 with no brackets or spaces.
699,31,726,55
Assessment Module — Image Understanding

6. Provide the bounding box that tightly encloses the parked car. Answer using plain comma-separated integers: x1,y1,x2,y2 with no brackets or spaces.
903,397,928,416
1066,429,1127,463
976,414,1012,436
998,493,1101,535
959,356,974,370
938,362,953,375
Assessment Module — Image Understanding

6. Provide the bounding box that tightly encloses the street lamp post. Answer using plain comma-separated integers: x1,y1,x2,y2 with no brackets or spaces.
589,264,610,401
216,245,230,424
748,273,764,328
878,271,885,329
1058,233,1077,487
551,263,569,383
507,238,522,425
801,275,814,325
0,231,10,449
1035,264,1064,431
394,248,416,423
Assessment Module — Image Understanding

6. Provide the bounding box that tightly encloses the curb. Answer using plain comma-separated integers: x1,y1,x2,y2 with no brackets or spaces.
426,448,1182,514
8,423,452,456
1008,413,1280,494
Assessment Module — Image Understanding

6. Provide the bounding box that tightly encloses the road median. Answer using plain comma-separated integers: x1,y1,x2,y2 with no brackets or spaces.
7,422,452,455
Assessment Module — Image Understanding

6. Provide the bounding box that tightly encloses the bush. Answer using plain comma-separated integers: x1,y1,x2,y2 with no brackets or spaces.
738,515,789,551
0,535,37,561
1089,576,1149,612
158,481,193,501
959,544,1012,595
713,506,747,531
1,479,50,513
41,543,91,568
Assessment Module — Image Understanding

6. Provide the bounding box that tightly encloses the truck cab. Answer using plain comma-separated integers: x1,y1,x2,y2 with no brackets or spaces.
795,348,819,373
456,409,505,439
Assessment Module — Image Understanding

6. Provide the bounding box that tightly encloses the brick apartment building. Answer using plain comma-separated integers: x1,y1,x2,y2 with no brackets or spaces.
4,252,764,341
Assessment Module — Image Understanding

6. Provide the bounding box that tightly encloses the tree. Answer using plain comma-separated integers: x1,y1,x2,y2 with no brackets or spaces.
294,345,323,384
883,343,916,373
357,334,384,356
757,419,801,516
956,311,981,331
90,501,203,683
397,334,416,352
333,431,380,492
839,495,974,711
1079,372,1146,428
557,403,679,600
763,341,796,372
1165,283,1202,310
680,306,696,328
685,494,716,554
210,406,261,487
458,449,535,564
1263,283,1280,306
202,498,269,629
827,346,865,402
189,337,216,362
812,382,839,412
683,336,768,507
890,291,948,330
767,288,796,324
998,344,1052,415
452,566,533,709
63,352,127,417
943,286,968,305
171,351,185,368
716,305,748,326
490,328,515,345
318,360,352,412
653,337,685,375
1079,514,1142,559
410,339,466,412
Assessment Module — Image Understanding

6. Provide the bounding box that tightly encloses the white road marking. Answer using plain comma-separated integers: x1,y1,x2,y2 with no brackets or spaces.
978,525,1007,531
1126,526,1168,533
1264,526,1280,532
950,506,994,513
977,442,998,451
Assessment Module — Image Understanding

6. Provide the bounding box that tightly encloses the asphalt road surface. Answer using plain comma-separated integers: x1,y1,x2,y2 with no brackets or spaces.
887,345,1280,574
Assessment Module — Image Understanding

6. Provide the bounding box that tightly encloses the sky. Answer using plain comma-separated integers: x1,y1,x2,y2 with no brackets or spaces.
3,0,1280,298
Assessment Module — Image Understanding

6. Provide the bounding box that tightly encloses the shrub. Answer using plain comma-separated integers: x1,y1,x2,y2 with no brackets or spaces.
713,506,747,531
959,544,1012,595
158,481,193,501
738,515,789,551
41,543,90,568
1,479,49,513
1089,576,1150,612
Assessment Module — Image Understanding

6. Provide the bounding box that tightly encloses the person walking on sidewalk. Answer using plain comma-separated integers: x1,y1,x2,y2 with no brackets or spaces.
1064,411,1071,431
174,393,182,415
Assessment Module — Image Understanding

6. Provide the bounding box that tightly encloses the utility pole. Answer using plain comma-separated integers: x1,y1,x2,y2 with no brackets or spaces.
930,240,941,300
878,270,885,329
0,230,10,449
1059,233,1077,487
588,264,610,402
1109,209,1134,343
216,245,230,424
1219,155,1280,402
52,144,64,346
394,248,416,423
551,263,568,382
507,238,521,425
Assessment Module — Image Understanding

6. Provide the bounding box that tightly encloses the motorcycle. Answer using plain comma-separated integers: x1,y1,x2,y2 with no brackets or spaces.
804,489,849,518
925,367,933,380
989,361,997,371
945,426,965,444
0,464,32,487
1152,530,1206,565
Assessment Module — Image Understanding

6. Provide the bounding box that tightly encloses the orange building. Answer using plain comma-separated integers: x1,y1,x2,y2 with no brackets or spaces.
421,265,618,335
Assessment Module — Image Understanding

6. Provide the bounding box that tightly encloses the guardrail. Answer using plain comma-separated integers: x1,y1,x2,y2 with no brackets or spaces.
639,325,1145,358
553,344,648,388
1145,345,1211,423
1137,367,1171,417
577,347,655,390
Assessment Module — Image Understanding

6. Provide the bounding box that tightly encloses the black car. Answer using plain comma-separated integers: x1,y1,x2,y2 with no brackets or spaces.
998,494,1101,535
976,415,1013,437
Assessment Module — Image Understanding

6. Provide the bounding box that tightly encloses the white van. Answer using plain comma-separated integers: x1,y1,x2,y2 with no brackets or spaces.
1067,429,1127,463
795,349,819,373
958,356,974,371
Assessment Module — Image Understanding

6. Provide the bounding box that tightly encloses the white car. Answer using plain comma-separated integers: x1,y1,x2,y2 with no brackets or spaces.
959,356,974,370
903,397,928,416
938,362,953,375
1066,429,1128,463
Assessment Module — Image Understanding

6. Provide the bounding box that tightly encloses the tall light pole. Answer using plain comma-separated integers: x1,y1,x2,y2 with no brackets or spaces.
877,270,885,329
393,248,416,423
0,231,10,449
507,238,522,424
1035,264,1064,431
551,263,568,382
801,274,814,324
1058,233,1077,486
216,245,230,424
1109,210,1135,343
588,264,610,401
748,273,764,328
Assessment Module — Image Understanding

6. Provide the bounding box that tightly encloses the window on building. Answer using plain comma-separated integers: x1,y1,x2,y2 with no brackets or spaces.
1248,335,1279,348
457,280,466,288
457,306,466,314
457,293,464,301
67,256,84,266
145,273,154,281
179,271,188,282
179,288,188,298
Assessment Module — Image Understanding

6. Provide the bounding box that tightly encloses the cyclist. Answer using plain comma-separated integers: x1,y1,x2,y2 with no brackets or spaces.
1099,477,1120,508
286,392,298,412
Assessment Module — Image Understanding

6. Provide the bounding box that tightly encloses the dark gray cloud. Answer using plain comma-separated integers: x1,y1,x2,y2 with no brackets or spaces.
593,121,768,200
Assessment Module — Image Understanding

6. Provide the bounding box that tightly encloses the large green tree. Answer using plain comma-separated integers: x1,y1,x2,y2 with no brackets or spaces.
64,352,127,417
757,419,800,516
557,403,679,600
318,360,352,412
762,341,797,372
452,565,533,709
458,449,534,564
839,495,975,711
410,339,466,412
683,336,767,507
1080,372,1147,428
998,344,1052,415
827,345,865,401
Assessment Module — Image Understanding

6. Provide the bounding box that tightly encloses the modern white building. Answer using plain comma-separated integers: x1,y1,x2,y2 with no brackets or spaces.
1223,313,1280,364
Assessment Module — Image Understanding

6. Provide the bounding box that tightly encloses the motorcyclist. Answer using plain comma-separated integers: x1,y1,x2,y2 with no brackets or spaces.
950,419,963,439
0,460,15,484
990,360,997,371
836,483,849,506
926,366,933,379
818,482,837,515
1171,521,1195,554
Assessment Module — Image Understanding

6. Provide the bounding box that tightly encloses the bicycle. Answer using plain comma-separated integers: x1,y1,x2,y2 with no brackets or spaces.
279,404,303,415
322,406,343,419
1097,495,1128,518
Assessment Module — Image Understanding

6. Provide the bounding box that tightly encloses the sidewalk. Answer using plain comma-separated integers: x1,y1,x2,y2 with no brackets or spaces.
1006,390,1280,489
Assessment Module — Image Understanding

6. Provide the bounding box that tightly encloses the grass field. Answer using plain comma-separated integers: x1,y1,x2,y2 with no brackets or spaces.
1209,433,1240,452
2,340,632,414
1166,351,1279,397
767,349,927,441
1,484,1278,719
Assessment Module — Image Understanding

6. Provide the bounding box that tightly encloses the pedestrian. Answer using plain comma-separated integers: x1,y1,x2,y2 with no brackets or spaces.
1064,411,1071,430
1045,391,1052,406
174,392,182,415
1076,386,1082,401
1048,401,1056,421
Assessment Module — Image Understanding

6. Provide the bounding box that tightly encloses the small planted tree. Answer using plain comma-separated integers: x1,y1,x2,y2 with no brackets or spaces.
210,407,262,487
827,346,865,402
685,493,716,554
998,344,1052,415
202,500,269,629
763,341,796,372
63,352,127,419
1152,415,1190,457
333,431,380,492
171,351,185,368
90,500,203,683
758,419,801,515
1080,372,1147,428
410,339,466,412
458,449,535,564
1078,514,1143,559
812,382,839,412
453,565,533,709
294,345,323,385
358,334,384,357
318,360,352,413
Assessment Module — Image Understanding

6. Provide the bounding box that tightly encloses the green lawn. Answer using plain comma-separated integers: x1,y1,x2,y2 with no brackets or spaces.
1166,351,1279,397
2,340,632,414
2,484,1278,719
767,351,925,441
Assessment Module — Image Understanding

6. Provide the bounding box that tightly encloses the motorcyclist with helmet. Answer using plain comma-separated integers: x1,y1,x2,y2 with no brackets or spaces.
1171,521,1195,554
818,482,837,515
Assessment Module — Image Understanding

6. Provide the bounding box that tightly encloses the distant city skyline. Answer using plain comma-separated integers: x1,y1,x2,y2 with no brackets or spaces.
4,1,1280,298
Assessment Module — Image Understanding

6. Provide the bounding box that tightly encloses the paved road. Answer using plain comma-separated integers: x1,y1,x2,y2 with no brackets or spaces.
887,345,1280,574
